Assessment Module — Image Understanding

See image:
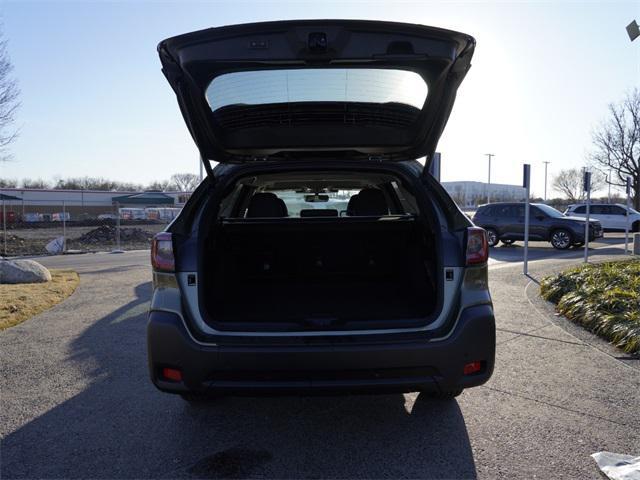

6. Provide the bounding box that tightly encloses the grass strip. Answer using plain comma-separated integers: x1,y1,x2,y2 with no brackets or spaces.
540,259,640,354
0,269,80,330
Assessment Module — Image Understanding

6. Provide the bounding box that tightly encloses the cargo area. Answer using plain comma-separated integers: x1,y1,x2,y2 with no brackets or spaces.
199,170,441,331
202,218,439,330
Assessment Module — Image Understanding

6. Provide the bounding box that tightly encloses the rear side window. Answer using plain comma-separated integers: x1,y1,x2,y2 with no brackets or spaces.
475,206,489,216
493,205,517,217
609,206,626,215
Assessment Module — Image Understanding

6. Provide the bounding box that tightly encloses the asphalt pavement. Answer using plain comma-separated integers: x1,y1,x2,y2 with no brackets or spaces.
1,236,638,479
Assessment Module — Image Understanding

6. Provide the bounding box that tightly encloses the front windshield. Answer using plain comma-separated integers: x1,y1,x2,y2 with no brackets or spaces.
535,204,565,218
274,189,359,217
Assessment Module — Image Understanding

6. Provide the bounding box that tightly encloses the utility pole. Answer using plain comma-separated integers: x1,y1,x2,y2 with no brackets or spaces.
543,161,551,201
485,153,495,204
523,164,531,275
583,171,592,263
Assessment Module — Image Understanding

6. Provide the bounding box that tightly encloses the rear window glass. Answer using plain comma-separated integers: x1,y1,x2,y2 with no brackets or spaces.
534,204,564,218
206,68,428,112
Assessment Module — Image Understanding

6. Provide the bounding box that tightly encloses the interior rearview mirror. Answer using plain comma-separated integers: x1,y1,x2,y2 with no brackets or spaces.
305,194,329,202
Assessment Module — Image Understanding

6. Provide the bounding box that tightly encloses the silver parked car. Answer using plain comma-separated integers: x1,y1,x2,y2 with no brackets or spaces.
564,203,640,232
147,20,495,402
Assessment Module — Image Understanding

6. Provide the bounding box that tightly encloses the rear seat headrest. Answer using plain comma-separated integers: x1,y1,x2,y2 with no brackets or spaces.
348,188,388,216
246,192,288,218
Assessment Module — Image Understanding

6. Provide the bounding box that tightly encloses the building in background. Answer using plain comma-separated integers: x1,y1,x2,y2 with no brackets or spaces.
0,188,192,221
442,181,526,209
2,182,526,220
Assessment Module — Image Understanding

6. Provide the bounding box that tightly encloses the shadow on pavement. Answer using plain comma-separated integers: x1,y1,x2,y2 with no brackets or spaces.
2,281,477,479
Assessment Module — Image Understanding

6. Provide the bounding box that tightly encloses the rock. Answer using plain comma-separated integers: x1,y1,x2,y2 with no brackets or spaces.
0,259,52,284
45,236,65,254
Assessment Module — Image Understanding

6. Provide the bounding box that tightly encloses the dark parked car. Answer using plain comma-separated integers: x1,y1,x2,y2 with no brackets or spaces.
473,202,603,249
147,20,495,401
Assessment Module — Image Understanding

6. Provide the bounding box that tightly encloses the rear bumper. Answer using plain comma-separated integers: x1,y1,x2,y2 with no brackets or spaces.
147,305,495,395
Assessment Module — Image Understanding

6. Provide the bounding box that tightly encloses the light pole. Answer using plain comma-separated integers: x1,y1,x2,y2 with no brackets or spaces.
485,153,495,204
543,161,551,201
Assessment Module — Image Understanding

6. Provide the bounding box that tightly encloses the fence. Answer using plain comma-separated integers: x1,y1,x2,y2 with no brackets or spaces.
1,198,181,257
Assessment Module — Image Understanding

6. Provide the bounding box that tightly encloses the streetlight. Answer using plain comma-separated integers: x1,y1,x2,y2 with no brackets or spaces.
485,153,495,204
543,161,551,201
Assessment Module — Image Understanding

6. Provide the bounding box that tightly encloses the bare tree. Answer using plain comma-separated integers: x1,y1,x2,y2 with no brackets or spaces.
590,88,640,209
0,177,16,188
146,180,173,191
552,168,605,202
21,178,50,189
0,29,20,162
53,177,143,191
169,173,200,192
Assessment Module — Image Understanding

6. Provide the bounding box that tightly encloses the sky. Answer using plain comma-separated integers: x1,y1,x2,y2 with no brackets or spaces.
1,0,639,197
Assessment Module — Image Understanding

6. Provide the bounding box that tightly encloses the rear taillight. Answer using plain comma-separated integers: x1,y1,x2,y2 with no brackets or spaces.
151,232,174,272
161,367,182,382
463,361,483,375
466,227,489,265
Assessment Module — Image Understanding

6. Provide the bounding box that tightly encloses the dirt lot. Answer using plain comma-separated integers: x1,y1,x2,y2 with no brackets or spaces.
1,224,166,256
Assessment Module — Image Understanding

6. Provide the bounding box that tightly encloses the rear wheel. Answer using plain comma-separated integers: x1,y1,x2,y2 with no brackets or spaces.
550,229,572,250
485,228,499,247
633,221,640,233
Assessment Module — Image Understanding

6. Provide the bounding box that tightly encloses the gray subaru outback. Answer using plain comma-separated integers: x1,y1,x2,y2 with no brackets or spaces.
147,20,495,401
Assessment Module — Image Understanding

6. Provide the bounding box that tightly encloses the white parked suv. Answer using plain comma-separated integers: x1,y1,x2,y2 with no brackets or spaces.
564,203,640,232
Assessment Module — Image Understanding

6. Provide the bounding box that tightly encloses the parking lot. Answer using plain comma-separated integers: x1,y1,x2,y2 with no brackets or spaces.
1,235,638,479
487,231,630,266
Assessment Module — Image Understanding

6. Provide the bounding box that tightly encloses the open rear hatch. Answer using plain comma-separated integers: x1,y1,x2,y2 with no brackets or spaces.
158,20,475,170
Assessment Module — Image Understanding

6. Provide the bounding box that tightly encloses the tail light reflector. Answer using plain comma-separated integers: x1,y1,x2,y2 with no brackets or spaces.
161,367,182,382
466,227,489,265
463,361,483,375
151,232,175,272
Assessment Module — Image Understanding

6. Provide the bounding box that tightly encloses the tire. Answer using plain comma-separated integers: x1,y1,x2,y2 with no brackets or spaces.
501,239,515,246
550,229,573,250
485,228,499,247
633,221,640,233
